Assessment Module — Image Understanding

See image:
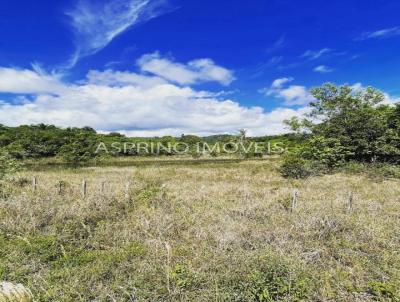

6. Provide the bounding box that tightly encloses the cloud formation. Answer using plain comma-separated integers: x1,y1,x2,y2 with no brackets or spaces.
260,77,315,106
0,67,66,94
301,48,331,60
313,65,334,73
0,55,306,136
356,26,400,41
137,53,235,86
66,0,171,67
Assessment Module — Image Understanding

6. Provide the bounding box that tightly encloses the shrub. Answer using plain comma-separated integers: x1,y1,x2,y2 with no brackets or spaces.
247,258,310,302
189,149,202,159
339,161,365,174
300,136,351,169
340,162,400,179
0,152,22,181
368,281,399,301
279,155,312,179
9,177,31,188
171,264,197,289
372,163,400,179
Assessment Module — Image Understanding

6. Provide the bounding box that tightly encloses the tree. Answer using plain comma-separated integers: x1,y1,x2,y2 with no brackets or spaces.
59,128,98,165
300,136,353,168
284,117,302,134
238,129,247,141
381,103,400,163
305,84,399,163
280,84,399,177
180,134,203,146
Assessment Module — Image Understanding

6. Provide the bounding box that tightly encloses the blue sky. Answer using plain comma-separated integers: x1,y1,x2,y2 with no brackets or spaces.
0,0,399,136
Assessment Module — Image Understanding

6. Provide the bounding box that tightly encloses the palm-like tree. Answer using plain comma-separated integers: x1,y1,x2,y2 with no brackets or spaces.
238,129,247,142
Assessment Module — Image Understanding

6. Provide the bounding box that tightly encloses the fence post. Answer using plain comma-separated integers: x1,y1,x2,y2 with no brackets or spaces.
58,181,63,195
291,190,298,212
125,181,131,200
82,180,87,199
32,177,37,192
165,242,172,294
348,191,353,212
101,181,106,195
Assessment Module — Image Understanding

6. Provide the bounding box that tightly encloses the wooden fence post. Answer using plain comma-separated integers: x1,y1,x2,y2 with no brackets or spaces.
32,177,37,192
58,181,63,195
348,191,353,212
101,181,106,195
82,180,87,199
165,242,172,294
291,190,298,212
125,181,131,200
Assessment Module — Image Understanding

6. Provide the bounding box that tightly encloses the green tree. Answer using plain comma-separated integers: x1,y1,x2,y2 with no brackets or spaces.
59,127,98,165
180,134,203,146
283,117,303,134
300,136,353,168
280,84,399,178
305,84,399,163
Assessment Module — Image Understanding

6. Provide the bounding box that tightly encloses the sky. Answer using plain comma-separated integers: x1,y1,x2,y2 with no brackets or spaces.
0,0,399,136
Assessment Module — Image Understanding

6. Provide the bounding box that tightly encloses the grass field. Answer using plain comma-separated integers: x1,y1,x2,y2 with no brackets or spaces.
1,159,399,301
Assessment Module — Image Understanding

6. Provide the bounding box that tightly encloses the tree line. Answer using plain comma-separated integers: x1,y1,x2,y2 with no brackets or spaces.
0,84,398,173
0,123,301,164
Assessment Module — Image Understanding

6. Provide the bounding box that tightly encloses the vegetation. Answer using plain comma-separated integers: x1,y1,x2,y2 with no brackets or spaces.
282,84,399,178
0,152,21,181
0,83,399,300
58,127,98,164
0,125,100,162
0,282,33,302
0,124,302,162
0,160,399,301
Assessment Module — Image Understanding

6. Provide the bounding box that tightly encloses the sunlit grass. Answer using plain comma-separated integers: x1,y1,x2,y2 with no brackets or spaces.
0,159,399,301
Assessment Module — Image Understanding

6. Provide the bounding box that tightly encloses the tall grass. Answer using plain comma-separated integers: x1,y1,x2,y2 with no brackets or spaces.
0,160,399,301
0,282,33,302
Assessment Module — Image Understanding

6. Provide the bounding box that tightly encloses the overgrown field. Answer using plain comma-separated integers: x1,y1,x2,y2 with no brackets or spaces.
0,160,399,301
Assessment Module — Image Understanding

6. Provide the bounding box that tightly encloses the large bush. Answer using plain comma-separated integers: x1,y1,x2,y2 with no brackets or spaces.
0,152,21,181
299,136,353,169
279,155,312,179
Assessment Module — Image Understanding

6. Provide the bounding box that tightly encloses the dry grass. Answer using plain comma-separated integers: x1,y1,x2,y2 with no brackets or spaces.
0,159,399,301
0,282,33,302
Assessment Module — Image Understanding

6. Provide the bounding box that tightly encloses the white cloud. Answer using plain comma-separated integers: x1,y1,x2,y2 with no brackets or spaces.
0,58,305,136
278,86,314,105
137,53,235,86
66,0,171,67
0,67,67,94
301,48,331,60
260,77,315,106
270,77,293,89
313,65,334,73
350,82,364,92
86,69,168,88
383,94,400,105
356,26,400,41
351,83,400,105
